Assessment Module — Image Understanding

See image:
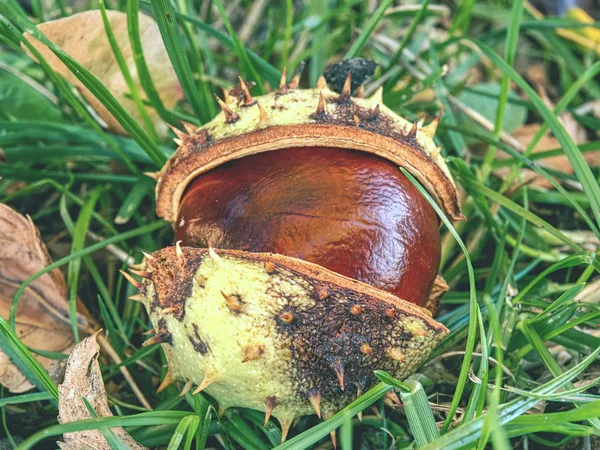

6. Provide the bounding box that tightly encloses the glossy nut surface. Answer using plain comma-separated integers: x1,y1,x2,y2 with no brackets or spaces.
175,147,440,306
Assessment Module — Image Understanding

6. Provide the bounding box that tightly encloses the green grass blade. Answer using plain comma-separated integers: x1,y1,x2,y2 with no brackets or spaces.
344,0,394,60
149,0,211,123
212,0,264,94
399,380,440,447
469,37,600,230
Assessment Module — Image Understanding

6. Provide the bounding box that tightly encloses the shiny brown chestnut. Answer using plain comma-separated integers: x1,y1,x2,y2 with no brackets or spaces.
175,146,440,307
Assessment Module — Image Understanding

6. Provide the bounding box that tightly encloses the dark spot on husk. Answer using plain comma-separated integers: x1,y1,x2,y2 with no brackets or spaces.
189,324,211,355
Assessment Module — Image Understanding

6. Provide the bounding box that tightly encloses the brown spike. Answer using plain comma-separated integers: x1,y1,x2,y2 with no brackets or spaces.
264,396,279,426
128,294,144,303
157,374,175,393
279,311,294,324
143,171,159,181
167,123,186,139
340,72,352,100
369,104,380,121
330,360,344,390
385,390,402,406
289,72,300,90
331,430,338,449
264,261,276,274
256,103,269,124
160,306,176,315
353,114,360,127
350,304,363,316
242,345,265,363
316,75,328,90
278,67,288,94
385,308,396,318
173,138,183,146
308,391,321,418
317,287,329,300
280,418,292,443
130,269,152,279
193,374,214,394
360,343,373,355
221,291,242,311
355,84,365,98
179,379,193,397
215,95,239,123
422,106,444,139
175,240,184,260
313,91,326,118
408,121,418,138
388,348,406,363
238,76,256,106
142,330,171,347
181,121,196,134
119,270,142,290
141,250,155,261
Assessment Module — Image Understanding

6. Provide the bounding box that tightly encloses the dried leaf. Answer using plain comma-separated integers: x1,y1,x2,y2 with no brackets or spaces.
495,122,598,189
0,204,95,393
23,10,183,138
58,333,146,450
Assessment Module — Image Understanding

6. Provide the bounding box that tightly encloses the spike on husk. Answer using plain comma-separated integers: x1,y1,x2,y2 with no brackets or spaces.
215,95,239,123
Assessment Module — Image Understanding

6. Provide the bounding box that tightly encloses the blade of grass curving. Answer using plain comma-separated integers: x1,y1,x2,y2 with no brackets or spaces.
469,37,600,229
344,0,394,60
149,0,211,123
481,0,524,181
212,0,264,94
99,0,159,142
520,322,600,428
126,0,174,124
66,186,104,342
17,411,190,449
401,168,479,433
456,172,581,251
167,415,198,450
0,317,58,400
420,343,600,449
275,382,392,450
0,391,54,408
83,397,131,450
382,0,431,85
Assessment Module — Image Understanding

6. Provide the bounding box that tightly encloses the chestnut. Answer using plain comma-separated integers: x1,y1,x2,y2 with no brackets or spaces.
128,74,462,438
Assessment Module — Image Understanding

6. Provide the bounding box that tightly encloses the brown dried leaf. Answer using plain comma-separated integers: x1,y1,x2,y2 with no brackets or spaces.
23,10,182,138
58,333,146,450
500,122,598,189
0,204,95,393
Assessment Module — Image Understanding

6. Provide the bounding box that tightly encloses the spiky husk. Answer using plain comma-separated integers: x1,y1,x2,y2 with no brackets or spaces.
130,246,448,434
153,76,462,224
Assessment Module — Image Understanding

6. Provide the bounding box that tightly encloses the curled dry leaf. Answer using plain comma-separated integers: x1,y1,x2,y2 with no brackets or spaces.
58,333,146,450
0,204,96,393
23,10,183,138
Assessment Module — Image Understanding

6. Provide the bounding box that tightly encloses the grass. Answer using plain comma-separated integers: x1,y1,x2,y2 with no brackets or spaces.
1,0,600,448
